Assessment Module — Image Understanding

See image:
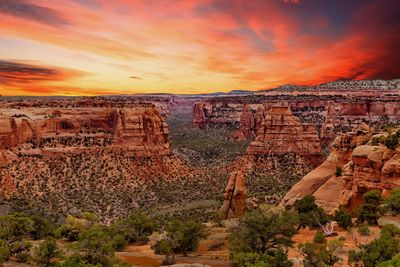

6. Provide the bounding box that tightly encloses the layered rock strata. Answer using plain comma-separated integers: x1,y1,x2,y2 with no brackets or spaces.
282,126,400,213
0,104,171,164
247,106,321,156
192,84,400,144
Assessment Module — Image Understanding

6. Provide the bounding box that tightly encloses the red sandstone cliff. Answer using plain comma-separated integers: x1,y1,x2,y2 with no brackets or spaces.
192,94,400,144
281,126,400,213
0,104,171,164
247,106,321,156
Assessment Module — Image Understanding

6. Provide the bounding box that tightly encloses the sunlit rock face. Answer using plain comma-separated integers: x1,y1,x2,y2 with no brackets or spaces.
192,80,400,144
0,104,171,160
247,106,321,157
282,127,400,214
220,171,248,219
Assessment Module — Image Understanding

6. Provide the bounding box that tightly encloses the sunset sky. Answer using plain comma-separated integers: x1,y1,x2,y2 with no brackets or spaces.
0,0,399,96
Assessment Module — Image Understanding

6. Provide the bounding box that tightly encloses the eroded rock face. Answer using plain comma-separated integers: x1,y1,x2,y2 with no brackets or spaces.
220,171,248,219
281,128,400,213
192,102,207,128
191,80,400,143
0,104,171,162
247,106,321,156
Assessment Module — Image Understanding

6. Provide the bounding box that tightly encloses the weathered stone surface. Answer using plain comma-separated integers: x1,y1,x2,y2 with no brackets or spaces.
282,124,400,213
220,171,247,219
192,102,207,128
0,105,171,161
191,80,400,143
378,215,400,228
247,106,321,156
281,128,372,213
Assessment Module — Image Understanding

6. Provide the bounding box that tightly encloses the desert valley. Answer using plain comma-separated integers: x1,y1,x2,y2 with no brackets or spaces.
1,79,400,266
1,0,400,266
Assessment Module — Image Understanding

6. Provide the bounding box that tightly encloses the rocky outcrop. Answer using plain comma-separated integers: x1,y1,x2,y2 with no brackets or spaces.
192,102,207,128
220,171,248,219
0,104,171,161
192,80,400,143
247,106,321,156
281,127,400,213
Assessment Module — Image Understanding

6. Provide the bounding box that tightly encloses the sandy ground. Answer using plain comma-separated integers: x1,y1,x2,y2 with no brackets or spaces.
288,226,381,267
116,243,231,267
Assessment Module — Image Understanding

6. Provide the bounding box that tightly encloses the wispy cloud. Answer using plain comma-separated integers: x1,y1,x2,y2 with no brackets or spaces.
0,0,70,26
129,76,143,80
0,0,399,95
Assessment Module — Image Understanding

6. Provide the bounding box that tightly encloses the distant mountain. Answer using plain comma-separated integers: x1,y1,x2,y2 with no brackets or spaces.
202,90,254,96
258,79,400,93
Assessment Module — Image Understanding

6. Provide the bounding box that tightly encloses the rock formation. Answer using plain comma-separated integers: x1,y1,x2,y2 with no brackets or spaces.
247,106,321,156
220,171,248,219
192,102,207,128
192,80,400,144
281,126,400,213
0,104,171,164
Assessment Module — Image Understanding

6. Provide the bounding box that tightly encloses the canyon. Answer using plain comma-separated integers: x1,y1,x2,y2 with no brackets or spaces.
1,79,400,223
192,80,400,146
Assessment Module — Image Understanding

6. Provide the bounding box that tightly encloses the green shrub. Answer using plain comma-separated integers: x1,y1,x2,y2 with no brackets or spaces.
357,190,383,225
377,253,400,267
112,213,156,244
31,215,55,240
32,237,62,267
313,231,326,244
56,215,90,242
294,195,318,213
229,208,298,254
294,196,331,228
9,239,31,263
350,232,400,266
301,238,344,267
384,134,399,149
110,235,128,251
233,250,293,267
166,219,206,256
385,188,400,215
0,240,10,267
334,207,353,229
152,239,175,265
357,223,371,236
152,219,206,264
0,213,34,242
78,225,115,267
56,254,101,267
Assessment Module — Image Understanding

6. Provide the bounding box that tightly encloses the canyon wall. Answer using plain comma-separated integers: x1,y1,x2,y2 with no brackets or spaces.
0,104,171,165
281,126,400,213
247,106,321,156
192,96,400,145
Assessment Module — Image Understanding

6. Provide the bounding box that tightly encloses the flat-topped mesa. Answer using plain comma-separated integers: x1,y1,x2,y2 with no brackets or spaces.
0,104,171,161
246,105,321,156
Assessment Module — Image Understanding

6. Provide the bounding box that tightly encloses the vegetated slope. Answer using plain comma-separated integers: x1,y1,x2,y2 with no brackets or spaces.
0,111,318,223
1,150,228,223
167,112,250,167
